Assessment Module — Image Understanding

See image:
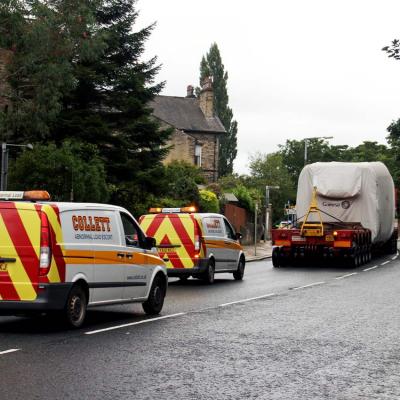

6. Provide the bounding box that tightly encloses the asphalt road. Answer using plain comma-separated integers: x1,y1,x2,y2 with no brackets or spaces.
0,253,399,399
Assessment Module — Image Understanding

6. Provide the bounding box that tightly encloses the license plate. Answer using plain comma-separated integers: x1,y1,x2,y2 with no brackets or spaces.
291,236,305,242
325,235,334,242
0,264,8,272
158,247,175,253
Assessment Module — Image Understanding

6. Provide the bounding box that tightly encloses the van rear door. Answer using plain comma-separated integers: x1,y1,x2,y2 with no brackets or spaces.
0,202,40,301
140,214,198,270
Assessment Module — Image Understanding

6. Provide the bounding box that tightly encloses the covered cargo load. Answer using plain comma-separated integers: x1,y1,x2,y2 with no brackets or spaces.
296,162,395,244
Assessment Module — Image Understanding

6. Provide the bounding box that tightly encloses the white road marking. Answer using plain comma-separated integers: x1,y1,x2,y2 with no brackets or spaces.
0,349,20,355
85,256,398,336
364,265,378,272
85,313,186,335
335,273,358,280
292,282,325,290
219,293,275,307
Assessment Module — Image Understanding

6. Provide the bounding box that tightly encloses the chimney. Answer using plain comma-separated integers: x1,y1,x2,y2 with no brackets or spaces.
199,76,214,118
186,85,195,98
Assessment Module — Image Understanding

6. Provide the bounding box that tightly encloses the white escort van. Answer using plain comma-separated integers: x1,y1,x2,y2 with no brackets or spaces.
0,191,167,328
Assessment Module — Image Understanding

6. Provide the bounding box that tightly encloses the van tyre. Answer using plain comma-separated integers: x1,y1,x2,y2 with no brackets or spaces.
142,275,166,315
203,259,215,284
65,284,87,329
233,257,245,280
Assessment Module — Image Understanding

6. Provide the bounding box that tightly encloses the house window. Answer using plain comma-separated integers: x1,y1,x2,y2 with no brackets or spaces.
195,144,202,167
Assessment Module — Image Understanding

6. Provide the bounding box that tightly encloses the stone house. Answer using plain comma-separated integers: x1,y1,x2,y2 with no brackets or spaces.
150,78,226,182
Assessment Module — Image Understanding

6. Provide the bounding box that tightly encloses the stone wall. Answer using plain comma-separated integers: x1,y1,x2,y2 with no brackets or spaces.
189,132,219,182
0,49,12,111
163,128,194,165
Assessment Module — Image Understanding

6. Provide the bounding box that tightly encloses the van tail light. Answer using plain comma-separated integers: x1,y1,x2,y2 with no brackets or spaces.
194,220,201,254
39,212,52,276
194,234,200,252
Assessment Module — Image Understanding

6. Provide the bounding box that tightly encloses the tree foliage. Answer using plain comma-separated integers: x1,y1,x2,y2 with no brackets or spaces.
8,141,109,202
248,153,296,222
199,189,219,213
0,0,171,216
199,43,237,177
382,39,400,60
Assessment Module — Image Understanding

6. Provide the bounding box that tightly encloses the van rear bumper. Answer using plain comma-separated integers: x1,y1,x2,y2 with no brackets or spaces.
167,259,209,277
0,283,72,314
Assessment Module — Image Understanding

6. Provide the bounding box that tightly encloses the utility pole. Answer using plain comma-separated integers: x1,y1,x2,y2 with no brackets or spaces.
265,185,279,242
1,143,33,191
254,202,258,256
1,143,8,191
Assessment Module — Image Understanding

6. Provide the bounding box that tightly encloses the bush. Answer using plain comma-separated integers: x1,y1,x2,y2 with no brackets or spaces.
232,184,255,212
199,190,219,213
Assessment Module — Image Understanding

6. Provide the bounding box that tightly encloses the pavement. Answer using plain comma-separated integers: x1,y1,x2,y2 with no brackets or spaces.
243,240,272,262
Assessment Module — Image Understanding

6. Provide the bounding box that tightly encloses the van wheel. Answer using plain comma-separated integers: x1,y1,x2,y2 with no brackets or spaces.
143,275,166,315
65,285,87,329
233,257,245,280
203,259,215,284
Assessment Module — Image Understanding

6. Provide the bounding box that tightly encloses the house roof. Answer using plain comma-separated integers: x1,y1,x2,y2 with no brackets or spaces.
150,95,226,134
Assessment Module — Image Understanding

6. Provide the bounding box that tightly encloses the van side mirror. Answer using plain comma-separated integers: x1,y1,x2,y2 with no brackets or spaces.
236,232,243,240
144,236,156,250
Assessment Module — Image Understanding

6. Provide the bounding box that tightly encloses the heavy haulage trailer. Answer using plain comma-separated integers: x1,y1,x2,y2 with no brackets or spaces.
272,162,398,268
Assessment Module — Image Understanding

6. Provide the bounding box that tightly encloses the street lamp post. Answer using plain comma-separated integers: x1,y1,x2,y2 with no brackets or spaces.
304,136,333,165
1,143,33,191
265,185,280,242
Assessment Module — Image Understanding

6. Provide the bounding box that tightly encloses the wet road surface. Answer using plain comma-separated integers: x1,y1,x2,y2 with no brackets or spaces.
0,253,399,399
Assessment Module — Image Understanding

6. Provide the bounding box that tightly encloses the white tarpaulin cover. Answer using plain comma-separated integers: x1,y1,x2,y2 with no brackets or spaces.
296,162,395,244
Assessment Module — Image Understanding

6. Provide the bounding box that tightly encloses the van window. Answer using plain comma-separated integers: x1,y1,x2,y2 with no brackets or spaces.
223,218,236,240
202,217,224,237
120,213,143,248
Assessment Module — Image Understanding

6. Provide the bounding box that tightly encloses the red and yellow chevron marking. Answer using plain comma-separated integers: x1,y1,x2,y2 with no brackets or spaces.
0,203,40,301
0,203,69,302
140,214,202,269
44,204,65,283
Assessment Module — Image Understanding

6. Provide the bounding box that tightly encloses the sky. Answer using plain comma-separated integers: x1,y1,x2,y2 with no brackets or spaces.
136,0,400,174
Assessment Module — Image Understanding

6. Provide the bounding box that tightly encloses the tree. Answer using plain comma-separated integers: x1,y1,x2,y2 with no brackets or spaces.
199,43,237,176
50,0,171,210
248,152,296,222
382,39,400,60
163,161,204,205
8,141,109,202
278,139,351,185
386,120,400,192
0,0,90,140
1,0,172,215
